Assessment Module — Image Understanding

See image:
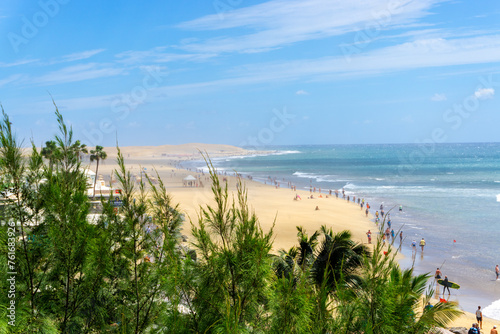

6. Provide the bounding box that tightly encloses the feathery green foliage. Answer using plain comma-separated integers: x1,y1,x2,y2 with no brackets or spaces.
0,104,464,333
189,156,274,333
331,241,462,334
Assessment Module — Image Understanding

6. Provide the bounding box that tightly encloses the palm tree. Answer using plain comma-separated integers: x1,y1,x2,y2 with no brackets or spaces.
89,145,107,199
71,140,88,162
285,225,369,290
272,226,370,333
296,226,319,269
333,242,462,333
311,225,369,291
41,140,59,169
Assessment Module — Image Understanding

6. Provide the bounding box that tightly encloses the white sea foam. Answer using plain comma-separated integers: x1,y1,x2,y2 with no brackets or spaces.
483,298,500,321
272,150,301,155
497,194,500,202
293,172,319,179
292,172,348,183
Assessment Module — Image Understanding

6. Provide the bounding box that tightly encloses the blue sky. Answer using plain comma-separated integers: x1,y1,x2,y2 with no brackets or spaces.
1,0,500,147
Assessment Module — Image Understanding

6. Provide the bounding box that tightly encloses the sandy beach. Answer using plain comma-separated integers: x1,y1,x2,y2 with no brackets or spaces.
88,143,498,331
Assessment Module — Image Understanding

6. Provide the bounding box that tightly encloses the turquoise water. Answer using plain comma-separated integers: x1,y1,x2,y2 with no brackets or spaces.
185,143,500,317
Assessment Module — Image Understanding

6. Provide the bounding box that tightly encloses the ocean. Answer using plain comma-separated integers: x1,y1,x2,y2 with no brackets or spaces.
183,143,500,319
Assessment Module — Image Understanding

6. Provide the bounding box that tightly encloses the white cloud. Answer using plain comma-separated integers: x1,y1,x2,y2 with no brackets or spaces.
43,94,118,112
0,74,24,87
104,34,500,101
115,47,216,65
401,115,414,123
296,90,309,95
474,87,494,100
127,122,141,128
0,59,38,68
31,34,500,108
222,34,500,84
35,119,46,126
57,49,106,63
33,63,124,86
431,93,447,101
177,0,442,54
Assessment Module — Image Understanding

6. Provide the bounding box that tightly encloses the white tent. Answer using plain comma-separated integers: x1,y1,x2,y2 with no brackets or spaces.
183,175,197,187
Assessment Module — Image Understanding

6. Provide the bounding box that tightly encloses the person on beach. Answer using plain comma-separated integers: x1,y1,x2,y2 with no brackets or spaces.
365,208,369,217
387,219,391,229
376,211,379,219
315,206,320,210
476,306,483,329
419,238,426,252
366,230,372,244
443,276,451,295
411,240,417,253
399,205,403,212
385,228,390,241
391,229,395,241
491,325,498,334
496,264,499,280
468,323,479,334
400,231,403,243
435,268,442,279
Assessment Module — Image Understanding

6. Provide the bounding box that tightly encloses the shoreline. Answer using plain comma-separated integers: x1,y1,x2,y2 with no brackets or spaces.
88,143,498,329
192,149,500,320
